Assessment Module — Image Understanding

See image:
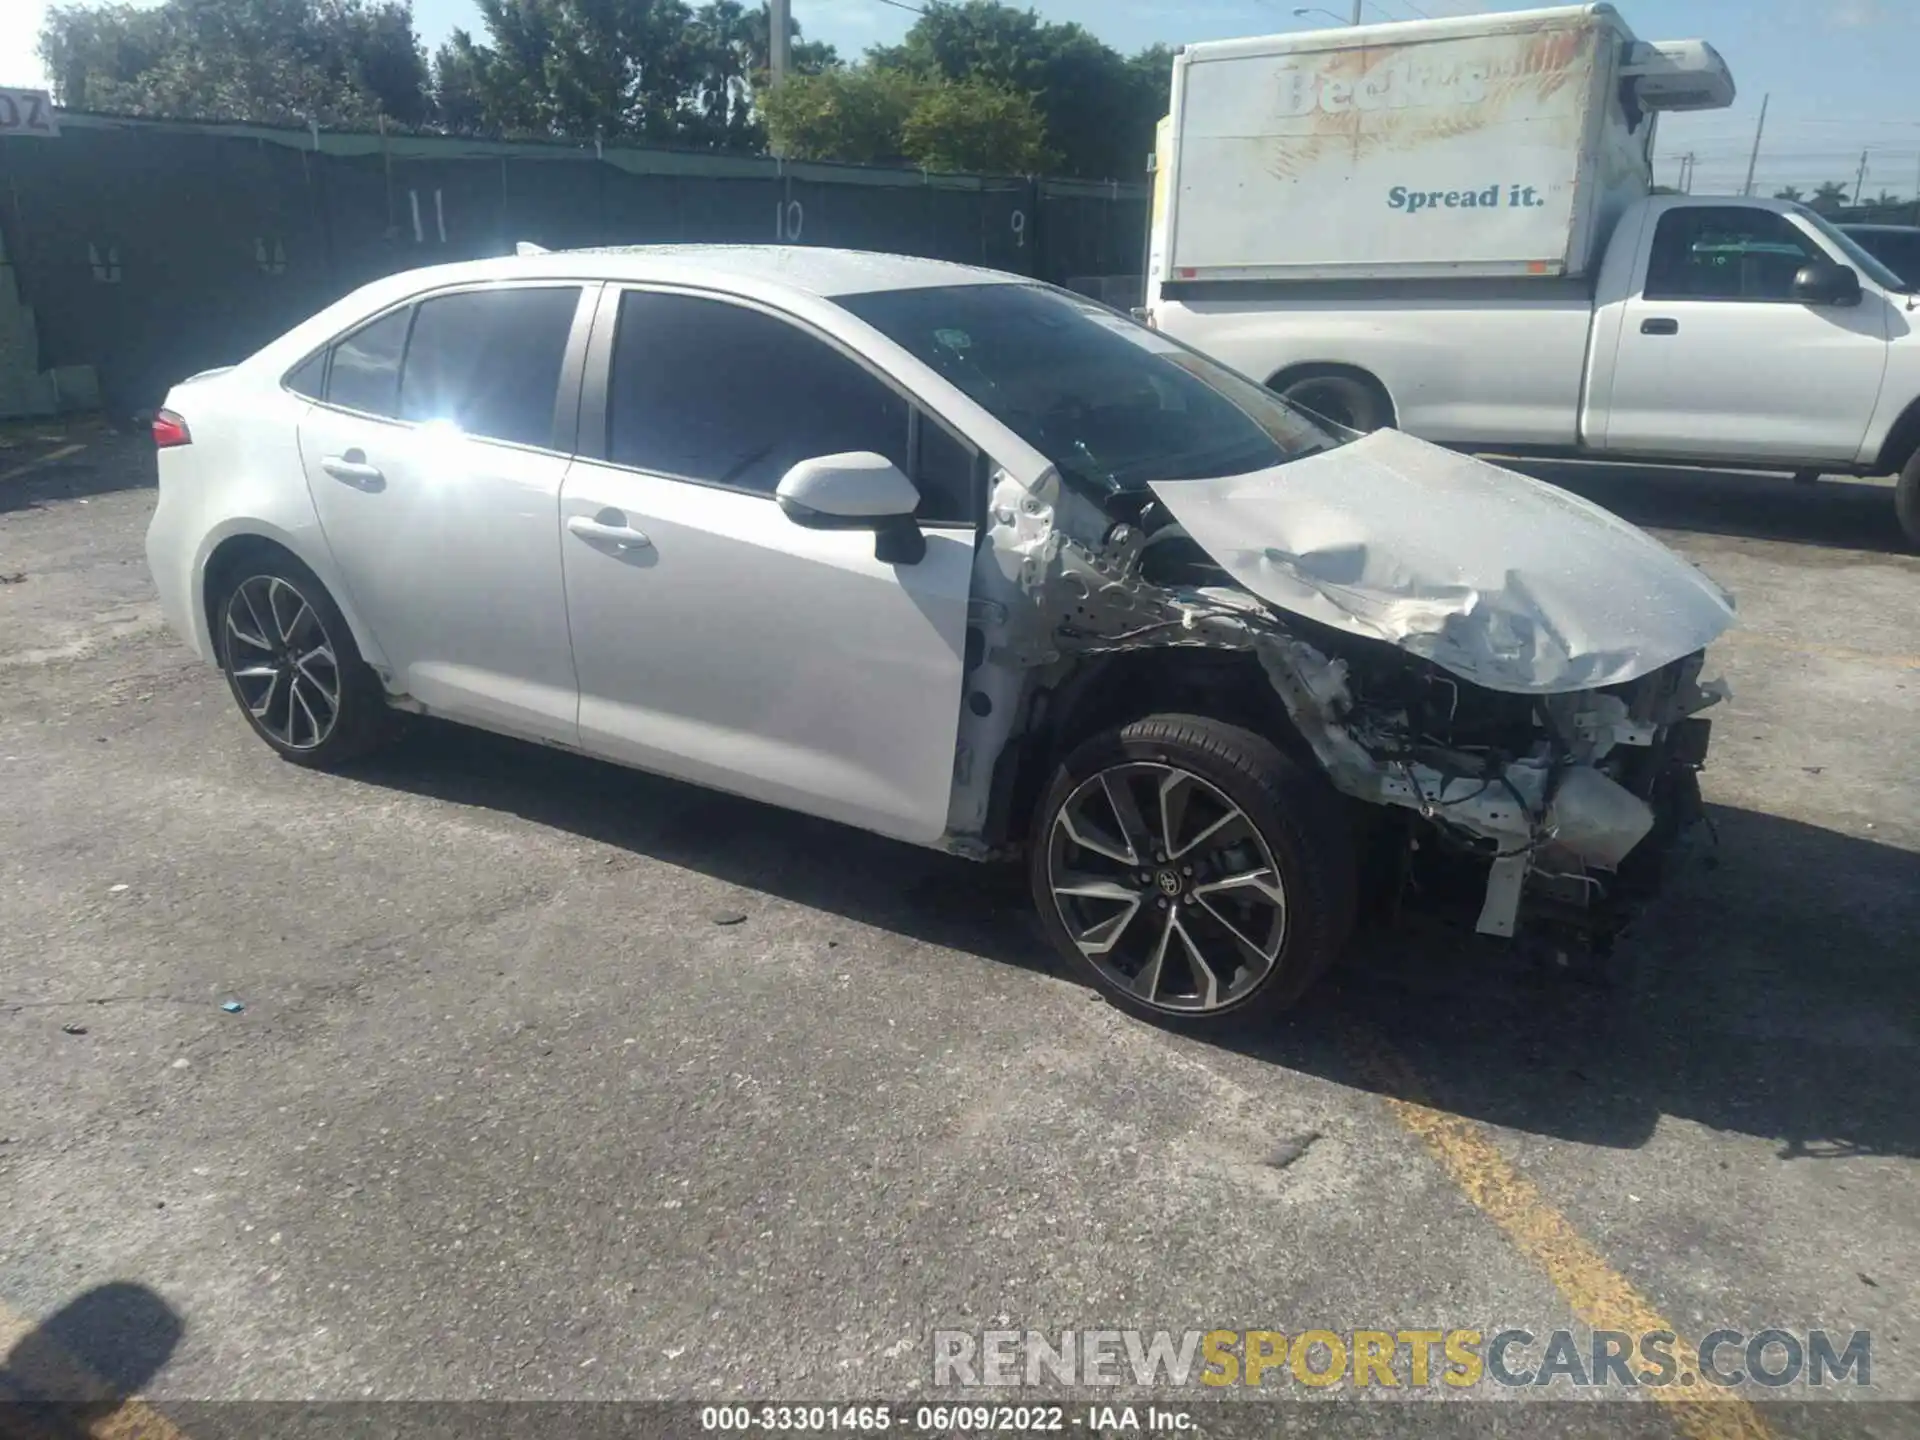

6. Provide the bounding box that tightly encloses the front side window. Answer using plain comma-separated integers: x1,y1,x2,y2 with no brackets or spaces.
608,292,911,500
398,287,581,448
835,283,1335,496
1644,208,1819,301
326,306,412,417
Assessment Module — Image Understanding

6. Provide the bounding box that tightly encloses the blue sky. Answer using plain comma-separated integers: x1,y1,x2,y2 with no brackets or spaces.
4,0,1916,197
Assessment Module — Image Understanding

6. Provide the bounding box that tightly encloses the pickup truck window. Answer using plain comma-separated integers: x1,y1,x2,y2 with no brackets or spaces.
1801,210,1913,293
837,282,1337,495
1644,208,1820,303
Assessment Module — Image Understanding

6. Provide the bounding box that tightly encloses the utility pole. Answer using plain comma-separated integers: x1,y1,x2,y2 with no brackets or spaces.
1350,0,1363,21
1740,92,1768,197
1853,148,1869,207
769,0,792,89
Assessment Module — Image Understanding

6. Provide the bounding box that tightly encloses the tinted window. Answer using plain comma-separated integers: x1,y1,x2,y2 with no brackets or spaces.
1840,227,1920,288
915,414,979,525
399,287,581,448
1880,235,1920,285
286,350,327,400
1644,208,1818,301
327,307,411,416
836,284,1334,495
609,292,908,496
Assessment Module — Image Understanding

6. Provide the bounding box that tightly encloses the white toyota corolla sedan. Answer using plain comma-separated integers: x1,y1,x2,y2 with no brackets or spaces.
147,245,1735,1028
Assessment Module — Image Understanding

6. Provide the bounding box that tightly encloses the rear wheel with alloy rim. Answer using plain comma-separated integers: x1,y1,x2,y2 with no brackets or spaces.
1031,715,1356,1028
215,553,391,767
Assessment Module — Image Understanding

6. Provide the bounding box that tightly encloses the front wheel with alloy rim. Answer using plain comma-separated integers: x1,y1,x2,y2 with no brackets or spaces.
1030,715,1357,1029
215,553,391,767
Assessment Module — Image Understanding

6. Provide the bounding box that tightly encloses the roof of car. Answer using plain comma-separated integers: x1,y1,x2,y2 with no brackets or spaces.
1840,223,1920,235
463,244,1021,298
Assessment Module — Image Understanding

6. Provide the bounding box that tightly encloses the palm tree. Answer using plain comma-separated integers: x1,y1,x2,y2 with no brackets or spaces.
1809,180,1852,214
1772,185,1804,202
1873,190,1904,208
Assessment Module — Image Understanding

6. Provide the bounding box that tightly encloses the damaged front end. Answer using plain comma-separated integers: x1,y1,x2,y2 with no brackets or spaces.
949,430,1735,950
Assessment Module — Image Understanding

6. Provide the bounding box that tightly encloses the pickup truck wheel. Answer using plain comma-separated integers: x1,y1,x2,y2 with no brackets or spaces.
1897,452,1920,550
1273,371,1393,433
1030,715,1356,1030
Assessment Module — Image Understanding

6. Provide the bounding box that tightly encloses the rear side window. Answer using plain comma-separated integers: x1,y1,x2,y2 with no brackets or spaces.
399,287,581,448
608,292,911,499
326,307,411,416
286,350,327,400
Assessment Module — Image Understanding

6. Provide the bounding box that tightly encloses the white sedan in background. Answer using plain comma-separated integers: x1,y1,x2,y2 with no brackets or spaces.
147,246,1734,1029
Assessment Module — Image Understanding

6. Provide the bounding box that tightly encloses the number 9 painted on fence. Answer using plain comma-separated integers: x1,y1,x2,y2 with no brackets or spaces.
1011,210,1026,247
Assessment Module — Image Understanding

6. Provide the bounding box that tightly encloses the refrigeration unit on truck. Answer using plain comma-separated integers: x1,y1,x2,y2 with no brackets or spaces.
1144,3,1920,547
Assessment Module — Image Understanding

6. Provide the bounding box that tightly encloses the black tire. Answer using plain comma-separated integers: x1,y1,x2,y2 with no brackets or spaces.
1897,450,1920,551
212,550,392,768
1029,714,1357,1030
1274,370,1393,433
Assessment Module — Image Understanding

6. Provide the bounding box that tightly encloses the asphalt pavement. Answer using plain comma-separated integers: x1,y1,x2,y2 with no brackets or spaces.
1,427,1916,1437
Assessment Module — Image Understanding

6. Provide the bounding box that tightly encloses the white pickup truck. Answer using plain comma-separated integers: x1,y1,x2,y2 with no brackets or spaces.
1144,3,1920,547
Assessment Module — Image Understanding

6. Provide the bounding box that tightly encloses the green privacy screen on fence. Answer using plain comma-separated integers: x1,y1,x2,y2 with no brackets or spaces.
0,112,1149,416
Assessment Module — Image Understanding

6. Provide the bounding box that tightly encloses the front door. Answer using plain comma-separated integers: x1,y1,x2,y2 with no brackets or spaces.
560,288,978,845
295,284,589,740
1601,205,1889,463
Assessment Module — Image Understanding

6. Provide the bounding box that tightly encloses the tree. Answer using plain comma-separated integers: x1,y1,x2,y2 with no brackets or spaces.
762,67,1052,174
1809,180,1853,214
432,0,832,145
761,66,920,165
676,0,837,151
41,0,430,126
870,1,1168,179
1872,190,1904,208
900,79,1052,173
1772,185,1804,202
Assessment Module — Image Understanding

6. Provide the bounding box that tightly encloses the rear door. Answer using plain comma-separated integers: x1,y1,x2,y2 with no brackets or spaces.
558,287,979,845
295,283,593,740
1599,205,1889,462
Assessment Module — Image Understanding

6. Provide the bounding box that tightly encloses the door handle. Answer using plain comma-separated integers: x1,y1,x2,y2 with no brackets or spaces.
567,512,653,553
321,451,386,490
1640,317,1680,336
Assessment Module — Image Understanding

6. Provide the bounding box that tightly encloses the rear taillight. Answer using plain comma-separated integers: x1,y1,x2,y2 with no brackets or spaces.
153,409,191,448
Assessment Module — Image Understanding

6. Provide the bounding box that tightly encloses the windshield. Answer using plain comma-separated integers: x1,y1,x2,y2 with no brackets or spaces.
1797,207,1912,292
835,283,1337,494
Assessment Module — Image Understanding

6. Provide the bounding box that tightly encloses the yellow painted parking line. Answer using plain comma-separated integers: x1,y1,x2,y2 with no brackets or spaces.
1346,1026,1773,1440
0,1301,189,1440
1719,630,1920,670
0,444,85,486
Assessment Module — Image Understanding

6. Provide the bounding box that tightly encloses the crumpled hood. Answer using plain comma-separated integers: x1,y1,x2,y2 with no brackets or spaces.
1148,429,1735,695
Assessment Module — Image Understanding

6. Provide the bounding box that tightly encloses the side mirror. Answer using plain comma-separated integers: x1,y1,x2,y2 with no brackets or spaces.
1792,260,1862,307
775,451,926,565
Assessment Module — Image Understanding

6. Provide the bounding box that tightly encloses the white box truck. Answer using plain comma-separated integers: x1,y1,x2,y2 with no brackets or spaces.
1144,3,1920,547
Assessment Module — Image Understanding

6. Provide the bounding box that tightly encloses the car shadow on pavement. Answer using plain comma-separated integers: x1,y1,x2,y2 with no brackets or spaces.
0,426,155,517
0,1281,183,1425
1257,799,1920,1161
1502,459,1912,556
351,722,1920,1162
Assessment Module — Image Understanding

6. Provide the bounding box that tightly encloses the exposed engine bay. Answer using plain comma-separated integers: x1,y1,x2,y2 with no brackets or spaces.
948,429,1735,946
